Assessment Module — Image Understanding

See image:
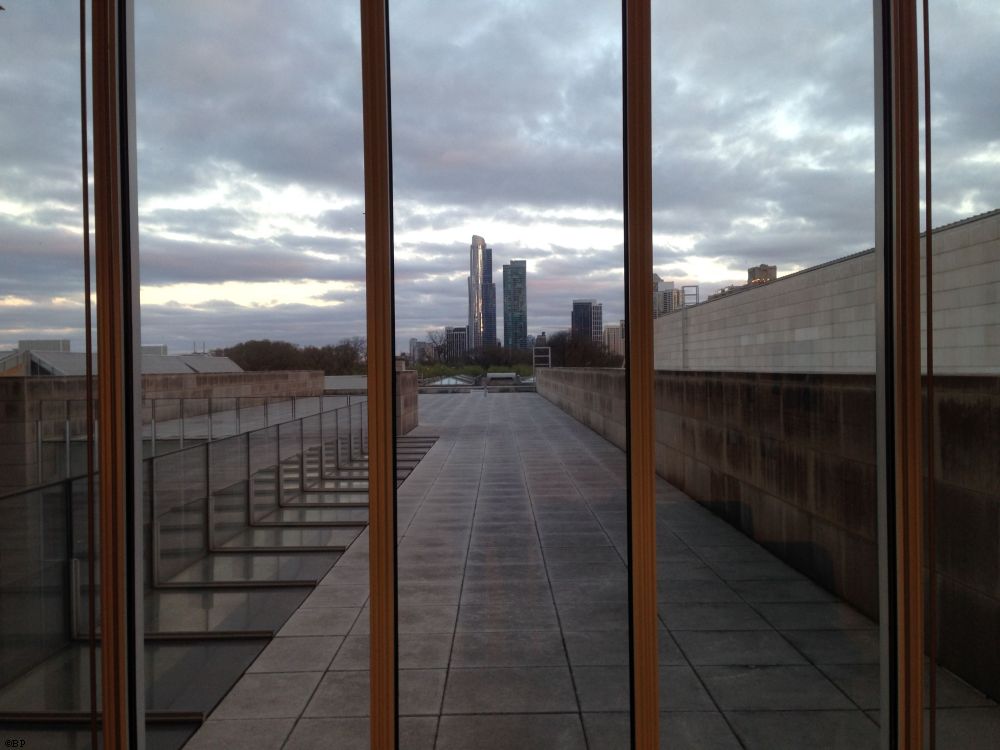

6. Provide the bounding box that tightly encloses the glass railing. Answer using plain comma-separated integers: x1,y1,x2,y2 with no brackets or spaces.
0,397,367,744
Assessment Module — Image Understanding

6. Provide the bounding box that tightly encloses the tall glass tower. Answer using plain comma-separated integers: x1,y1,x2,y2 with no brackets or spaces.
468,235,497,350
502,260,528,349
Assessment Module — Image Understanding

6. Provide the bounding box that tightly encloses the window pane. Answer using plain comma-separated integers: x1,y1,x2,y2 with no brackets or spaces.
924,2,1000,746
134,2,368,747
652,2,881,746
0,2,102,746
390,0,630,745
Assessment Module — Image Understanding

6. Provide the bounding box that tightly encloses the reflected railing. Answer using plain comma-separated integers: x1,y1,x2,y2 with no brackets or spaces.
0,397,368,718
27,394,358,487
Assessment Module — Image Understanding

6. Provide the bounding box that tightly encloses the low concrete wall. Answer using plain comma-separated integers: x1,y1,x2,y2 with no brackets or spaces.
537,367,1000,701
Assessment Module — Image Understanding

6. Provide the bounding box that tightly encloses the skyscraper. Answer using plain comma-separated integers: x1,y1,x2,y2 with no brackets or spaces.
652,274,682,318
571,299,603,344
445,326,468,362
502,260,528,350
468,235,497,350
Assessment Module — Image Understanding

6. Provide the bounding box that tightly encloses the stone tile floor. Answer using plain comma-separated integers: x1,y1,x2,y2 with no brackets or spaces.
186,392,1000,749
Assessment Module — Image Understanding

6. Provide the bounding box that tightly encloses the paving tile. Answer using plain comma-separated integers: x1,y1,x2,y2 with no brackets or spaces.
442,667,578,713
460,578,553,604
543,545,624,564
278,606,360,637
783,629,880,665
450,630,567,668
582,712,742,750
555,600,629,631
247,636,343,673
283,717,368,750
310,630,450,671
456,601,558,631
707,559,804,581
933,707,1000,750
303,669,445,717
397,604,458,634
698,665,854,710
436,714,586,750
657,579,742,603
756,602,874,630
546,562,628,582
301,584,369,608
184,718,295,750
730,578,838,603
673,630,806,666
396,580,463,605
212,672,321,719
663,602,772,631
463,562,549,582
574,664,714,712
725,710,878,749
550,577,629,605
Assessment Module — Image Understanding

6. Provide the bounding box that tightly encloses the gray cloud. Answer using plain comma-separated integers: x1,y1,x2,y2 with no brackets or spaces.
2,0,997,350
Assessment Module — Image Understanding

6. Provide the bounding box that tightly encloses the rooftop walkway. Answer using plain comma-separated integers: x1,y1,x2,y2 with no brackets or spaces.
186,392,999,750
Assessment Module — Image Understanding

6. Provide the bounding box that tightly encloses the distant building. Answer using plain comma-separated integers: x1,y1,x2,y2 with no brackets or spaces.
445,326,468,362
17,339,70,352
748,264,778,285
502,260,528,350
408,338,435,365
535,331,547,347
571,300,603,344
707,284,743,301
467,235,497,351
0,346,243,377
604,319,626,356
652,274,683,318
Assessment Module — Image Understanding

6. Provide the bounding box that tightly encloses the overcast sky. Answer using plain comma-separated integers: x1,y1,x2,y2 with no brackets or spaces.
2,0,998,353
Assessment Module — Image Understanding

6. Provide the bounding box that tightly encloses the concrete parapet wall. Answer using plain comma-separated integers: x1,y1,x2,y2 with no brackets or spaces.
654,209,1000,374
536,366,1000,701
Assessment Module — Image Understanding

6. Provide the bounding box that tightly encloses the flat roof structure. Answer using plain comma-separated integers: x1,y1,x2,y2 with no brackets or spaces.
185,392,999,749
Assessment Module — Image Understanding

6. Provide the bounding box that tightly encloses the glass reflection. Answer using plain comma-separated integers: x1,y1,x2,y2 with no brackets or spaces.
651,1,882,746
391,0,629,745
923,2,1000,747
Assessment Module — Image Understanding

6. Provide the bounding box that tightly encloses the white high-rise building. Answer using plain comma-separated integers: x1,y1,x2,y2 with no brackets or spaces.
467,235,496,351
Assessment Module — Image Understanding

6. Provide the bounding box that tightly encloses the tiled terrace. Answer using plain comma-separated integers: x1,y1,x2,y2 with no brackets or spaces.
185,392,999,749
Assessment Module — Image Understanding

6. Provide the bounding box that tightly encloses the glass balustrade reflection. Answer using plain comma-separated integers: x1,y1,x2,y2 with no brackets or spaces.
0,0,102,745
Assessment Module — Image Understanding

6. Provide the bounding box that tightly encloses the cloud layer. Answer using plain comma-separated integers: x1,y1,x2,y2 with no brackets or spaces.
1,0,998,352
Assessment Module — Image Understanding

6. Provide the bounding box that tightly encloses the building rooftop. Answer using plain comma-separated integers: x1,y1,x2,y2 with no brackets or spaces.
185,392,999,749
0,350,243,376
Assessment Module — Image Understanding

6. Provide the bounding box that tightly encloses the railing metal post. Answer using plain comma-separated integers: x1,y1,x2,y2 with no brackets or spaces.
65,418,72,478
36,419,43,485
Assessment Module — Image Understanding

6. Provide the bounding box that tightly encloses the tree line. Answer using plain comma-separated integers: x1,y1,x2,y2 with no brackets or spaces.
215,338,367,375
414,328,622,378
